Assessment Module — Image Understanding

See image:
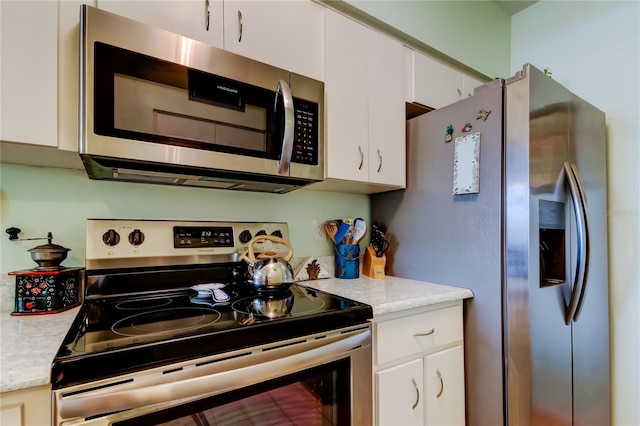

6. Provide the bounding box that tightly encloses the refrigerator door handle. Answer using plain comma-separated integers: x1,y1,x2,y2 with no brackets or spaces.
569,163,590,322
563,162,590,325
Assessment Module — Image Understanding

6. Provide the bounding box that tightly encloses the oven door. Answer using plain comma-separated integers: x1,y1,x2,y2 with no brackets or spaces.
53,325,371,425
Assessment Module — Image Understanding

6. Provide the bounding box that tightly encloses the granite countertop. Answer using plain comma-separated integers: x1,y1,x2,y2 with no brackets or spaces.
299,275,473,316
0,276,472,393
0,307,80,393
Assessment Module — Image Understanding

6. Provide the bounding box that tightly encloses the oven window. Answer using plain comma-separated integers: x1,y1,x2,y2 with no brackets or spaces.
116,359,350,426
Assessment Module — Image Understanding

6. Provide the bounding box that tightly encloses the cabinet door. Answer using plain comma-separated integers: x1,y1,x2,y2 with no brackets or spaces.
368,29,405,187
0,385,52,426
463,73,486,98
411,51,463,109
59,0,94,152
223,0,324,80
377,359,424,426
324,10,369,182
424,346,466,426
98,0,223,48
0,1,58,147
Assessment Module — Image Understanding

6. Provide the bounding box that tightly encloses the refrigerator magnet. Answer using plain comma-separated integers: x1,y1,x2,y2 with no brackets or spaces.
462,123,473,132
453,132,481,195
445,124,454,142
477,109,491,121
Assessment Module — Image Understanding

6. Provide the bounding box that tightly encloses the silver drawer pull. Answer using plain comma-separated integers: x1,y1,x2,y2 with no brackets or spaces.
411,378,420,410
205,0,210,31
413,328,435,337
436,368,444,398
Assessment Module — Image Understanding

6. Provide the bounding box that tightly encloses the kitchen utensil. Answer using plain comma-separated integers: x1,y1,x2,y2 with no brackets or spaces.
370,225,390,257
324,221,339,244
352,218,367,243
240,235,295,291
334,221,351,244
190,283,230,302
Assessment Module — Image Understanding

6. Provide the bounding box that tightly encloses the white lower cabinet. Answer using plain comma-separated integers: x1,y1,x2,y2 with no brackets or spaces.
424,346,466,426
0,384,52,426
377,359,425,425
373,301,466,426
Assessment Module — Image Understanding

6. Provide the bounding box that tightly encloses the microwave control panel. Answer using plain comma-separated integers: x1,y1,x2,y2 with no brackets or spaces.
292,100,318,165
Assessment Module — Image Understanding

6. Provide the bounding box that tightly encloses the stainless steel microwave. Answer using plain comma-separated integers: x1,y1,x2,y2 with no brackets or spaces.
79,5,324,193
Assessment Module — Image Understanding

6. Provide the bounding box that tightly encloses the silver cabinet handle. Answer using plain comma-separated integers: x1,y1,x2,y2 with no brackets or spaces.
358,145,364,170
205,0,210,31
563,162,589,324
411,378,420,410
275,79,294,175
58,330,371,419
436,368,444,398
237,10,243,42
413,328,435,337
377,149,382,173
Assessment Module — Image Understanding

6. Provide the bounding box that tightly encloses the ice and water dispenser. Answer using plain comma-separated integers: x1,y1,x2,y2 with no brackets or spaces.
539,200,566,287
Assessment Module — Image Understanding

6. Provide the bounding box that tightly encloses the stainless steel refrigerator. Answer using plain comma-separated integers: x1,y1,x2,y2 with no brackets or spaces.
372,64,609,426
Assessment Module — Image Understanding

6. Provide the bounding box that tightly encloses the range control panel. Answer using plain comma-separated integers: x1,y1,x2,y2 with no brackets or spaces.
86,219,291,263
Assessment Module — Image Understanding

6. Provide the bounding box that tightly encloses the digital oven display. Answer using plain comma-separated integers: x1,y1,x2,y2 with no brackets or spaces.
173,226,234,248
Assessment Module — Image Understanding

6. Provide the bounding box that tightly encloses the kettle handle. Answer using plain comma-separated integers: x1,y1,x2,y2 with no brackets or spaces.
246,235,294,263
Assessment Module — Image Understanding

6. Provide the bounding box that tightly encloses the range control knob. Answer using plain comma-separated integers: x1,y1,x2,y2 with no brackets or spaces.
102,229,121,246
271,230,283,238
128,229,145,246
255,230,267,236
238,230,253,244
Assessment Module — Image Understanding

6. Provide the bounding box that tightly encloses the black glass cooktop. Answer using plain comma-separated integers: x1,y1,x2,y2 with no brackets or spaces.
52,268,372,389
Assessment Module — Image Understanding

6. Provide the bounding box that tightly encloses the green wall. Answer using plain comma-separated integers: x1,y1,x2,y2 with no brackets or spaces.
0,163,369,272
343,0,511,78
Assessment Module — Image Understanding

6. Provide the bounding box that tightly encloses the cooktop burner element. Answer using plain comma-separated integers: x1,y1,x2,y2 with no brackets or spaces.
51,220,373,389
115,298,173,310
111,306,222,337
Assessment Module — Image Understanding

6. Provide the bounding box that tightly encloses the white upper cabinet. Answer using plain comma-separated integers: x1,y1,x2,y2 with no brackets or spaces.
97,0,224,48
323,9,405,191
1,1,58,147
223,1,324,81
324,10,369,183
463,73,486,98
368,29,406,187
407,49,487,110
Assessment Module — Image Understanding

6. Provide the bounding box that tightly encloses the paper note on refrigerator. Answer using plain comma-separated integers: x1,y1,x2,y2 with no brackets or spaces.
453,132,480,195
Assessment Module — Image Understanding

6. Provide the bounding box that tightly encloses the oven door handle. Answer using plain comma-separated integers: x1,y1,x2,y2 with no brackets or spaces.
58,329,370,420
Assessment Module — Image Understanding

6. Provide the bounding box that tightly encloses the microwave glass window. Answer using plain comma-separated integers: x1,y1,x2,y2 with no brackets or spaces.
113,74,267,151
94,43,279,159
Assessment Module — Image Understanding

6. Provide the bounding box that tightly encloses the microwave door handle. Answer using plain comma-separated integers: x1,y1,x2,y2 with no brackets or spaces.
563,161,588,325
275,79,295,175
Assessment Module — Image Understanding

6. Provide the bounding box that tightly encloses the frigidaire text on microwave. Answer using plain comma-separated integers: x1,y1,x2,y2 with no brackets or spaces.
80,5,324,193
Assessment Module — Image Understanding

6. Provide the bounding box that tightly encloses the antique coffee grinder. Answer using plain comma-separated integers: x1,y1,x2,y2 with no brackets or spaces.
6,227,83,315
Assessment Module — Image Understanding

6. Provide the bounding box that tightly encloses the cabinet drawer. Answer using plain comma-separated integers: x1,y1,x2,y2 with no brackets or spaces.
375,304,462,365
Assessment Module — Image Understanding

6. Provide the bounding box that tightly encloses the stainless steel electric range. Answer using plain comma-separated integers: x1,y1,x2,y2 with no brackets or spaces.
52,220,372,426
